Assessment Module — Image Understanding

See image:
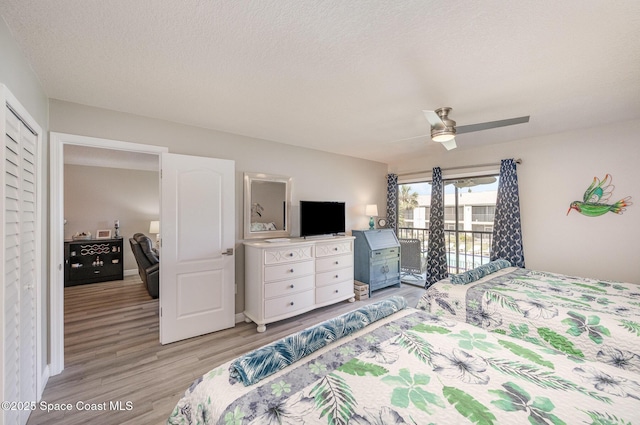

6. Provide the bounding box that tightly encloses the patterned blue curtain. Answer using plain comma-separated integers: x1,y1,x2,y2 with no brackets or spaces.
386,174,398,233
491,159,525,267
425,167,448,288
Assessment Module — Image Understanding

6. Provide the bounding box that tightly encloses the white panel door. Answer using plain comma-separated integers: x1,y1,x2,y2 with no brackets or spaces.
160,153,235,344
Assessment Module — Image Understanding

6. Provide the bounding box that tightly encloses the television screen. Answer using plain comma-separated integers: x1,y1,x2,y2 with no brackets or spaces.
300,201,346,237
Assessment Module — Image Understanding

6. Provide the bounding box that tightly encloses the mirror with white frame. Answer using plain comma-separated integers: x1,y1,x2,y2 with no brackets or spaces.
243,172,292,239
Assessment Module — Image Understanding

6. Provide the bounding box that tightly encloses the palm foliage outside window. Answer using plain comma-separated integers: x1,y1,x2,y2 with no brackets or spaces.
398,185,419,228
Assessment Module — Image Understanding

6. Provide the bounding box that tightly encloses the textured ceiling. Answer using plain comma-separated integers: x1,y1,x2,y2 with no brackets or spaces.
2,1,639,164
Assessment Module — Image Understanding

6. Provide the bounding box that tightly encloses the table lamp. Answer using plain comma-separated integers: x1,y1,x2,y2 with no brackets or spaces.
149,220,160,248
365,204,378,230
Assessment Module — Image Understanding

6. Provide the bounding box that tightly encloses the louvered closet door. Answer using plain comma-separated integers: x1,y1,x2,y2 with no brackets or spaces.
19,120,37,425
3,105,38,425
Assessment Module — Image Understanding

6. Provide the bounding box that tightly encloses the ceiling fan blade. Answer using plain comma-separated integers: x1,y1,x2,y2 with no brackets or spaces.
473,176,497,185
441,138,457,150
422,110,444,127
387,133,429,143
454,176,496,188
456,115,529,135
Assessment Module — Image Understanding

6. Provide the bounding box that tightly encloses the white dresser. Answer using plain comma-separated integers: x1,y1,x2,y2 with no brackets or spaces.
244,236,355,332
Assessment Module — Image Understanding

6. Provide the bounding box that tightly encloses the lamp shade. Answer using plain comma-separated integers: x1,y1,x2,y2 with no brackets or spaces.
149,220,160,234
365,204,378,216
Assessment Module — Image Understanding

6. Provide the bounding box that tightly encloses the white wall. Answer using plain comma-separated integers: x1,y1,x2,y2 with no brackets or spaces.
49,99,389,313
0,16,50,377
64,164,159,273
390,119,640,284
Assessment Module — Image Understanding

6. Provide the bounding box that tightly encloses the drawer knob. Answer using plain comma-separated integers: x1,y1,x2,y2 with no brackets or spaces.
289,269,294,273
290,284,295,289
335,289,339,293
288,253,294,257
290,302,294,306
335,261,339,265
335,274,339,278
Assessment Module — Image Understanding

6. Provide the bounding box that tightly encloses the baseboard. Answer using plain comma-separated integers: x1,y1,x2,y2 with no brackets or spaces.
124,269,138,277
235,312,246,323
38,364,50,400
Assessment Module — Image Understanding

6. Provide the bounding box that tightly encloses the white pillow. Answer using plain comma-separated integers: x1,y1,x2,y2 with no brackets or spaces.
250,222,277,231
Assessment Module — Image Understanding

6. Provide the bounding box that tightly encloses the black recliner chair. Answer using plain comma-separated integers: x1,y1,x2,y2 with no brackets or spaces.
129,233,159,298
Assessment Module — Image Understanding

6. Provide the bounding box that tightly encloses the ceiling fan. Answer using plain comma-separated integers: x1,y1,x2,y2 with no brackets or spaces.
423,107,530,150
451,176,497,189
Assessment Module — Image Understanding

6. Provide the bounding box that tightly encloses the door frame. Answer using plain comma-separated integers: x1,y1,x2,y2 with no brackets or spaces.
49,132,167,375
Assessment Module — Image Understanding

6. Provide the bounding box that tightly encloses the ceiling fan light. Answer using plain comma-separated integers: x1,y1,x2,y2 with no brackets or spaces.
431,128,456,142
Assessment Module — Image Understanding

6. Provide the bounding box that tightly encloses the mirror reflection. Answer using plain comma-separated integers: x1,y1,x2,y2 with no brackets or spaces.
244,173,292,239
250,180,286,231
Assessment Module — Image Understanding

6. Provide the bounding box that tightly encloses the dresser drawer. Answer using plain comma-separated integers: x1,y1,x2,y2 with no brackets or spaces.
316,266,354,287
370,247,399,260
264,275,315,299
316,253,352,273
264,260,314,282
264,245,313,265
68,266,119,281
264,289,315,319
316,281,354,304
316,240,353,257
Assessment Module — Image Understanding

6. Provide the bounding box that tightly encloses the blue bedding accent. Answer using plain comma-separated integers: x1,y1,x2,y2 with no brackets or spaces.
228,295,407,386
449,258,511,284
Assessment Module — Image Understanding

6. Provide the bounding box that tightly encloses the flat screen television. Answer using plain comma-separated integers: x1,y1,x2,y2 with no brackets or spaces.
300,201,346,237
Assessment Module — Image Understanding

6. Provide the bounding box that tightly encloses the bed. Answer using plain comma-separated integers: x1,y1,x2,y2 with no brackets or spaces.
416,263,640,374
168,296,640,424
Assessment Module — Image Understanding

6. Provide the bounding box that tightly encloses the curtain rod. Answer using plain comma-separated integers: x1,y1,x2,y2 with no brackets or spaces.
396,158,522,178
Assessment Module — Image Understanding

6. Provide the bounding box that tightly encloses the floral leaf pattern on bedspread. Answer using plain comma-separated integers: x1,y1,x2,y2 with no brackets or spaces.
416,268,640,373
168,307,640,424
229,296,408,386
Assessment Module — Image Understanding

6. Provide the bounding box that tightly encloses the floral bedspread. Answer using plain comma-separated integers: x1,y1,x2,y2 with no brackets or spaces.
417,267,640,374
168,301,640,424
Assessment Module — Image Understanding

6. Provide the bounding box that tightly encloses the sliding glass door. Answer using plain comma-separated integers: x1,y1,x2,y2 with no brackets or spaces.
397,175,499,274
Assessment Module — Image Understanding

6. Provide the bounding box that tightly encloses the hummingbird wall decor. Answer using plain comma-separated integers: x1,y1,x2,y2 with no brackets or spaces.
567,174,632,217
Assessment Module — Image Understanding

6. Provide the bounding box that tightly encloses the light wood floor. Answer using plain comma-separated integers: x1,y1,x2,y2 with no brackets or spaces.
27,276,425,425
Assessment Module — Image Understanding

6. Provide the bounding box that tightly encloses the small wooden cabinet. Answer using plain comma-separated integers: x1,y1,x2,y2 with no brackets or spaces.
353,229,401,296
64,238,124,286
244,237,355,332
